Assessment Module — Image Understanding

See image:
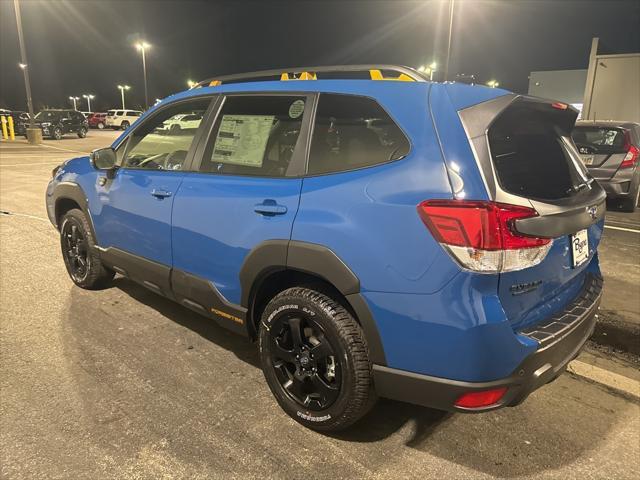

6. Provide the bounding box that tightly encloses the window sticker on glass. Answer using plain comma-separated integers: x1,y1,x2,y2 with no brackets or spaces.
212,115,275,167
288,100,305,119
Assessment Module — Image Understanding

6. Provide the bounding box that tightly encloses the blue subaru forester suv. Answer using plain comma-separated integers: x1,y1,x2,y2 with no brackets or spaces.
46,65,605,431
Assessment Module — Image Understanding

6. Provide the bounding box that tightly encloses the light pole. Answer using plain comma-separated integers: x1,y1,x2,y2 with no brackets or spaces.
14,0,35,131
135,41,150,109
82,94,94,112
117,85,130,109
443,0,455,82
69,96,80,110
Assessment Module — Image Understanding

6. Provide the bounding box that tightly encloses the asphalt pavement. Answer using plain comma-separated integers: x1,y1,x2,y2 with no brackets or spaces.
1,132,639,479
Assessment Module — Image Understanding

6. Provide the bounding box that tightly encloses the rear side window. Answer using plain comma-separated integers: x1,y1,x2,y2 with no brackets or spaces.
572,127,626,154
107,110,115,116
115,111,124,116
307,94,409,175
488,103,586,200
199,95,307,177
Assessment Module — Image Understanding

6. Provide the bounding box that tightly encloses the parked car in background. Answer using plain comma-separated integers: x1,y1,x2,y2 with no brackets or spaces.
32,109,88,140
11,111,31,135
573,120,640,211
88,112,108,129
46,65,605,432
105,109,142,130
158,112,204,134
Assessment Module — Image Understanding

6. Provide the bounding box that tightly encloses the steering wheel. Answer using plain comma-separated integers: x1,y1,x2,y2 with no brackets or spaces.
165,150,187,170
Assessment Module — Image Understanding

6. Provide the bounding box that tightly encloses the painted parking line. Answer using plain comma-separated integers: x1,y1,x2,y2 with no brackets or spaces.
604,225,640,234
569,360,640,400
0,161,64,167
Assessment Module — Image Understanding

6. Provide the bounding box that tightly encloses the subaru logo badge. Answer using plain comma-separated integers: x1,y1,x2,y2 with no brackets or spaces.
587,205,598,221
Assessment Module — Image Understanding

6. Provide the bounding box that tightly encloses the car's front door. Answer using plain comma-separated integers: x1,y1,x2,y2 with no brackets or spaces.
171,94,313,323
92,97,213,293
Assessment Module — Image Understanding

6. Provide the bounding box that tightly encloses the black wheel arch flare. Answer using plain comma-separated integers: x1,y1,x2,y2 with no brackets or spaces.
240,240,387,365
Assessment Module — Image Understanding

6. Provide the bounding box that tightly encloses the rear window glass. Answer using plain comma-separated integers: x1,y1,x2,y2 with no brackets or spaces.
308,94,409,175
488,104,586,200
572,127,626,154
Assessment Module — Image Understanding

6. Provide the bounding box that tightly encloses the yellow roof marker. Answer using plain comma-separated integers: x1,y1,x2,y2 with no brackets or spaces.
209,80,222,87
369,69,414,82
281,71,317,81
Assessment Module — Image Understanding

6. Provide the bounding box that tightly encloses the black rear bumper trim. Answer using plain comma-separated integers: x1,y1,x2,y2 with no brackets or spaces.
373,274,603,412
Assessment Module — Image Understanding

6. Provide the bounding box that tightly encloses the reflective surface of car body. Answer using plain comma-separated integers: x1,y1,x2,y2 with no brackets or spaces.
572,120,640,211
46,66,605,431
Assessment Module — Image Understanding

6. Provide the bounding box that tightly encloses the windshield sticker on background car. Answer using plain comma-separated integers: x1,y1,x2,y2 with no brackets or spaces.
212,115,274,167
288,99,305,119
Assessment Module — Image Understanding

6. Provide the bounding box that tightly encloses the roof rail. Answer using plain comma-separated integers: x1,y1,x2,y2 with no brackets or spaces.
194,65,428,88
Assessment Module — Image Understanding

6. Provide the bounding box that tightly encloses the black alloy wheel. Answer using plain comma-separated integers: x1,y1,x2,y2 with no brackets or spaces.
269,312,341,410
259,287,374,431
61,218,89,283
52,126,63,140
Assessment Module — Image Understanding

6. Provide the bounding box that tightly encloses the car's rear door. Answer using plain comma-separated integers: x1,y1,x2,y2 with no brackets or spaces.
170,94,313,329
92,97,214,294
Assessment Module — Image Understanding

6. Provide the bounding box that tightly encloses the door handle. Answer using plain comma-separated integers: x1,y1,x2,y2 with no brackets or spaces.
254,199,287,216
151,189,172,198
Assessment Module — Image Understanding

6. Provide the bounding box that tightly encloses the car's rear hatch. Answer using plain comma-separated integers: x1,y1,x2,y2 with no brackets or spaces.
571,125,631,180
458,95,606,330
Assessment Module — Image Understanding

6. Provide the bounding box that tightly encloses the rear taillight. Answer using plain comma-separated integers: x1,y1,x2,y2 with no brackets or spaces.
417,200,553,273
455,387,508,409
620,141,639,169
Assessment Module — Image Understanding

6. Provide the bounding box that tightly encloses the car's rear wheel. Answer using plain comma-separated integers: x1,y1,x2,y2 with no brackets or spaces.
259,287,375,431
60,209,114,289
77,127,87,138
620,186,639,212
52,127,62,140
97,122,105,129
121,120,130,130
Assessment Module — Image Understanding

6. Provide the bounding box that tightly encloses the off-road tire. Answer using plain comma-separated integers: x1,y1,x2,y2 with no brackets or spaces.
60,208,114,289
259,287,375,432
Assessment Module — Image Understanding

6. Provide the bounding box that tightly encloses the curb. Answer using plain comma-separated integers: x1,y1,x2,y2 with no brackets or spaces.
568,360,640,403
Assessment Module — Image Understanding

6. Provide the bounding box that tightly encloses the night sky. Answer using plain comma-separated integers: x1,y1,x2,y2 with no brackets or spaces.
1,0,639,112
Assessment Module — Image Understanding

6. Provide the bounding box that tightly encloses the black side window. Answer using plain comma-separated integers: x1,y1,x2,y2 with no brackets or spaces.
121,98,210,170
307,94,409,175
199,95,307,177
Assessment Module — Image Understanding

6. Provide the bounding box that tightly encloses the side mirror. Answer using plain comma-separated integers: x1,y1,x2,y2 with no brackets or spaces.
90,147,119,178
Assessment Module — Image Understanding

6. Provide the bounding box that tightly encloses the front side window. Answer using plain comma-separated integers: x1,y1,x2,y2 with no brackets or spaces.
121,98,211,171
307,94,410,175
199,95,308,177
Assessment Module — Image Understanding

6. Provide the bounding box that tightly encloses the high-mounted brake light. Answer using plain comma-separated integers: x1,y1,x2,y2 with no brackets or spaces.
551,102,568,110
417,200,553,273
455,387,508,409
620,131,639,169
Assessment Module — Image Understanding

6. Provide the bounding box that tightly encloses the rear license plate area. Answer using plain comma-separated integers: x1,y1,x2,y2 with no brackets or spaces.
581,154,594,165
571,229,589,267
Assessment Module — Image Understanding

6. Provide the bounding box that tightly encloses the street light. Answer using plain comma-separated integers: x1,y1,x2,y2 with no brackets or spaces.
187,79,196,88
69,96,80,110
82,94,95,112
135,41,150,109
19,63,27,70
486,80,500,88
418,62,437,81
117,85,130,109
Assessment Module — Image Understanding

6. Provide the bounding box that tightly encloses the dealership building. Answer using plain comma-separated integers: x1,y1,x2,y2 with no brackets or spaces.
528,37,640,122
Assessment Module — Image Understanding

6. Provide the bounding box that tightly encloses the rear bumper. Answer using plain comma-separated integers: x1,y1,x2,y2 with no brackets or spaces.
373,274,603,412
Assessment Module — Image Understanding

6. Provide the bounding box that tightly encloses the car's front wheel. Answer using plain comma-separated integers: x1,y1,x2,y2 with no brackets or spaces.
77,127,87,138
60,209,114,289
52,126,63,140
120,120,130,130
259,287,375,432
97,122,105,129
